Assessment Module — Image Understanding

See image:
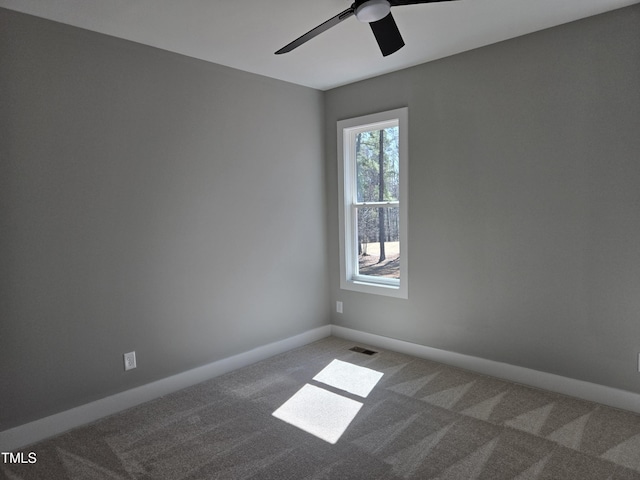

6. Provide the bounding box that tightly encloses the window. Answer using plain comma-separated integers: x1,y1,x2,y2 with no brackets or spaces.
337,107,408,298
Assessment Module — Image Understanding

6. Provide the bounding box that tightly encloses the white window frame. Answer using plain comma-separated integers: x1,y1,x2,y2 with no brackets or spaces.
337,107,408,299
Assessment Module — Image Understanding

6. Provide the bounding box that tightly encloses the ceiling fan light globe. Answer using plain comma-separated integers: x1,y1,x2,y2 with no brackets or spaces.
355,0,391,23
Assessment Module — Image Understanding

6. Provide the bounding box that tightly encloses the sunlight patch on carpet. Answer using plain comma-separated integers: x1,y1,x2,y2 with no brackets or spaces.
272,384,363,444
272,359,384,443
313,359,383,398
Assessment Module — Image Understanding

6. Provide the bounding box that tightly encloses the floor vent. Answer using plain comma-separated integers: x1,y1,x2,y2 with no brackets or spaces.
349,346,378,355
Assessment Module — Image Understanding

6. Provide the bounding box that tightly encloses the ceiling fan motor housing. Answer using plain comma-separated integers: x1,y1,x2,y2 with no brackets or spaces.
355,0,391,23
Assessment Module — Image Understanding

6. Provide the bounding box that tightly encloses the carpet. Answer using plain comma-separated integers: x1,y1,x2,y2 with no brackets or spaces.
3,336,640,479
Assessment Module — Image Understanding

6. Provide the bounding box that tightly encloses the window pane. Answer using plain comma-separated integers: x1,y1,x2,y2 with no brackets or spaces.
356,126,399,203
356,206,400,279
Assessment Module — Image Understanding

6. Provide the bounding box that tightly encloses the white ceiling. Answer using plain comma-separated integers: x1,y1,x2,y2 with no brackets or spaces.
1,0,638,90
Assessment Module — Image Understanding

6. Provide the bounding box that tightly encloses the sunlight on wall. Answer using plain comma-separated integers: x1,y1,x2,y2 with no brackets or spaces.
272,359,383,444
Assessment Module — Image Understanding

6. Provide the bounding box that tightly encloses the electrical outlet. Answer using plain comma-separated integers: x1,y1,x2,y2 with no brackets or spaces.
124,351,137,371
336,301,343,314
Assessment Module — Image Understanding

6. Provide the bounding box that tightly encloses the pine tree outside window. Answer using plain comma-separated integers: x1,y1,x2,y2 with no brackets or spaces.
337,108,408,298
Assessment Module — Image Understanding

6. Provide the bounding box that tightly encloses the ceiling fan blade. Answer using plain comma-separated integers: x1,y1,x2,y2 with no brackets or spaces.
369,13,405,56
389,0,458,5
275,8,355,54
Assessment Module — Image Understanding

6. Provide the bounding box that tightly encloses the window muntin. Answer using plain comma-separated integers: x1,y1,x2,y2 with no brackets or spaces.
338,108,408,298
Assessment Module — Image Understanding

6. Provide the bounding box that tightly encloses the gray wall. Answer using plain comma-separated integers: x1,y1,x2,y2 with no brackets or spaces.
0,8,328,430
326,5,640,393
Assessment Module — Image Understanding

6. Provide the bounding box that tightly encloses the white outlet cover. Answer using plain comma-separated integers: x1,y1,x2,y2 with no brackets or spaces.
124,351,136,371
336,301,343,314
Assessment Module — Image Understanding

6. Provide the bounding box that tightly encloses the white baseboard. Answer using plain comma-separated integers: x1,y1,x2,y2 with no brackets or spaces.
0,325,331,451
5,324,638,451
331,325,640,415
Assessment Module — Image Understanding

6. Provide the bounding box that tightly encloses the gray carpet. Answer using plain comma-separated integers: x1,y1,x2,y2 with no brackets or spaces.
3,336,640,479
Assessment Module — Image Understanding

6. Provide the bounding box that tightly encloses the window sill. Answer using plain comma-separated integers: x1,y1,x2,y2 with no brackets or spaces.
340,278,407,299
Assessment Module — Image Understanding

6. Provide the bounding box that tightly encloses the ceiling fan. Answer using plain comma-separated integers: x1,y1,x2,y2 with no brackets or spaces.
275,0,458,57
